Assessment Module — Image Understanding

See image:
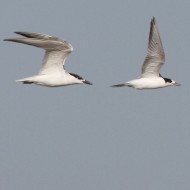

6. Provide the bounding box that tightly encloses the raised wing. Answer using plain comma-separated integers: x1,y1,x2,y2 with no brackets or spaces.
4,32,73,75
141,17,165,78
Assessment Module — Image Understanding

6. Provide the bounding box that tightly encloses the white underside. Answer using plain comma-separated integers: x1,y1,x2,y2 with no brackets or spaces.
126,77,172,89
16,73,83,87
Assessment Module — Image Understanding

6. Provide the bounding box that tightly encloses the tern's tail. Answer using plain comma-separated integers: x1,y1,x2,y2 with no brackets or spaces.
111,83,133,88
16,77,34,84
111,83,127,87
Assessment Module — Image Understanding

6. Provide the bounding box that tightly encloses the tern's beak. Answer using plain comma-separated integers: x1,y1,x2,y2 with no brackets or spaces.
174,82,181,86
83,80,93,85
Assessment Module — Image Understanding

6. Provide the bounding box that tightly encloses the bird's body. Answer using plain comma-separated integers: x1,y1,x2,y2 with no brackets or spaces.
115,77,175,89
112,17,180,89
16,73,85,87
4,32,92,87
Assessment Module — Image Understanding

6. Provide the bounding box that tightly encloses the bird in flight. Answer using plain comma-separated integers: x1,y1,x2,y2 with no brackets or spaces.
111,17,180,89
4,32,92,87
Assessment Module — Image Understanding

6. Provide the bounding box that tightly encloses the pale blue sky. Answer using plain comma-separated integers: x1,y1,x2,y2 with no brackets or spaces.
1,0,190,190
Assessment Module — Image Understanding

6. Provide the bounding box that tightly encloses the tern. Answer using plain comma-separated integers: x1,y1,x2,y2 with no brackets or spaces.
4,32,92,87
111,17,180,89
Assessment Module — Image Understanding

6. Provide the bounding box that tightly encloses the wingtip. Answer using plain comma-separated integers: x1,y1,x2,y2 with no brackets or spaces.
151,16,156,24
14,31,29,35
3,31,23,41
14,31,22,35
3,38,14,42
3,38,20,43
151,16,156,25
14,31,32,38
4,31,25,41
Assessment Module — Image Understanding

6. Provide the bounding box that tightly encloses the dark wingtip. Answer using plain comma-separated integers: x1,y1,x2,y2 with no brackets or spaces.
150,17,156,29
15,31,41,38
151,16,156,23
3,38,20,43
14,31,22,36
14,31,28,36
3,32,25,41
148,17,157,43
3,38,12,41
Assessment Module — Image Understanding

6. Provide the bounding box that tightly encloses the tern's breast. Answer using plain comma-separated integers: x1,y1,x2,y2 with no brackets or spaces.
128,77,166,89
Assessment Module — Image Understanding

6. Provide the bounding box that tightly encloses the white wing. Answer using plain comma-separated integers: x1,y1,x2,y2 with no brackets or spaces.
141,17,165,78
4,32,73,75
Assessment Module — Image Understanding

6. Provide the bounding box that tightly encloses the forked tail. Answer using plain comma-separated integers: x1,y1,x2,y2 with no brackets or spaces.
16,77,34,84
111,83,126,87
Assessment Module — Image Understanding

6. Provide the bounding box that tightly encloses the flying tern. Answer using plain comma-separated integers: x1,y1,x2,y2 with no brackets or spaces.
4,32,92,87
111,17,180,89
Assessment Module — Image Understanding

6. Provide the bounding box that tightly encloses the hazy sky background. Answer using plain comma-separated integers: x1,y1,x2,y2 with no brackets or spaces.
1,0,190,190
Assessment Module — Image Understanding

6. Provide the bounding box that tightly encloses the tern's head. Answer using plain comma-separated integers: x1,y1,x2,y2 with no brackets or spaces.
163,78,181,86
